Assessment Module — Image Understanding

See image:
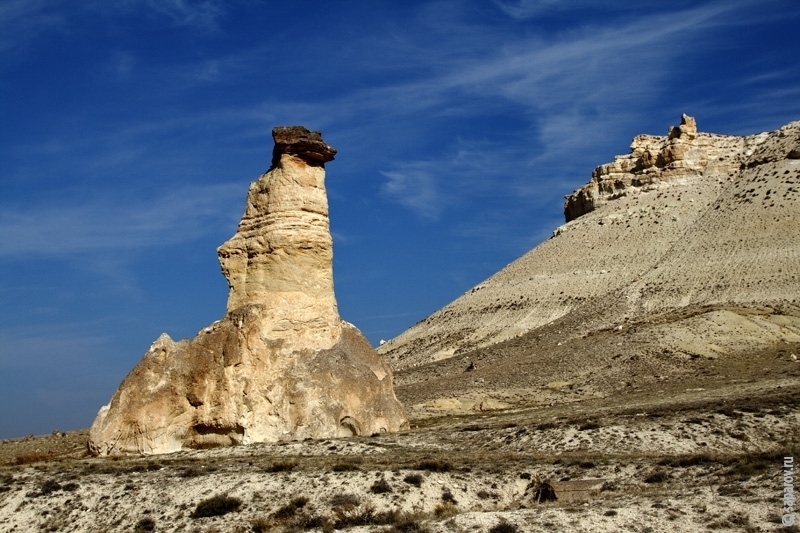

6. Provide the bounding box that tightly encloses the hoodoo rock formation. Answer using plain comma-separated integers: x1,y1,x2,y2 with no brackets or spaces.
88,127,407,456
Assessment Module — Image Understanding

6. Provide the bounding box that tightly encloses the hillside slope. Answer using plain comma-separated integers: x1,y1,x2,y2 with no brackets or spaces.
380,116,800,406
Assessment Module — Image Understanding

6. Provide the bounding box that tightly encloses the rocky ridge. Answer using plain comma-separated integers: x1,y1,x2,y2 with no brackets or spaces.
379,116,800,375
88,127,407,456
563,114,761,221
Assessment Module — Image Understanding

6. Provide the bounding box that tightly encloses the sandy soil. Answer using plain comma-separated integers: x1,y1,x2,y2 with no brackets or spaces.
2,367,798,532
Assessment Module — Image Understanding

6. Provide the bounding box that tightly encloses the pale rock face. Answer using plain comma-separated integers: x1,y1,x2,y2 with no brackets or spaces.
218,154,339,336
88,127,407,456
380,115,800,370
564,114,751,221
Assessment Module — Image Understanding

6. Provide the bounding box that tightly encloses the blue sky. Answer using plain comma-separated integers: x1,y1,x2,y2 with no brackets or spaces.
1,0,799,438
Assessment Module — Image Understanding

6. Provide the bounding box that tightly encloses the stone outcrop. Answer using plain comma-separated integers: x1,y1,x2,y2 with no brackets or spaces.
88,127,407,456
380,115,800,370
563,114,759,221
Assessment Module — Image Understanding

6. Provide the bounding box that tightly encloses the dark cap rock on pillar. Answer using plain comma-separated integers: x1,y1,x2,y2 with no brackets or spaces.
271,126,337,168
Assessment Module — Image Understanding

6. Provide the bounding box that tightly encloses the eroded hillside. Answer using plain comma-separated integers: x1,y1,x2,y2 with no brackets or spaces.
380,116,800,381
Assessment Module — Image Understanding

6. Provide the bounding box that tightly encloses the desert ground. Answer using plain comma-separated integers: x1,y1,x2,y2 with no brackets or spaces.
2,342,798,533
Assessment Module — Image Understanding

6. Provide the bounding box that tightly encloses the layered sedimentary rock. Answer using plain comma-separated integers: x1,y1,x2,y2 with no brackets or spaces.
380,115,800,370
563,114,758,221
89,127,407,456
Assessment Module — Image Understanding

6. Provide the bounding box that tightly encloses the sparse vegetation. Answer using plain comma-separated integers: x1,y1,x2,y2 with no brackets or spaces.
434,503,458,519
39,479,61,495
370,478,393,494
389,518,430,533
488,519,518,533
332,461,360,472
134,517,156,533
416,459,451,472
266,460,298,472
332,503,391,528
191,494,242,518
707,511,754,530
179,466,202,477
441,488,457,504
644,469,669,484
12,453,52,465
251,517,271,533
0,373,797,532
657,453,715,468
403,473,423,487
273,496,309,520
330,493,361,508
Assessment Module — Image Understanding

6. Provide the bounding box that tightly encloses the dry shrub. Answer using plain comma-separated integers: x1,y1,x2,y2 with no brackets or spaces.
644,469,669,483
390,518,430,532
416,459,451,472
330,493,360,508
707,512,753,530
134,517,156,533
266,460,298,473
657,453,715,468
332,504,377,528
488,519,518,533
370,478,393,494
191,494,242,518
332,462,360,472
11,453,52,465
332,505,414,529
251,517,271,533
403,473,423,487
273,496,309,520
179,466,202,478
433,503,457,519
39,479,61,496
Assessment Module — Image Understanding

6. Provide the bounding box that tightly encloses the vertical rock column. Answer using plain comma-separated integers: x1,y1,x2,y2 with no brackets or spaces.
88,127,407,455
218,127,341,348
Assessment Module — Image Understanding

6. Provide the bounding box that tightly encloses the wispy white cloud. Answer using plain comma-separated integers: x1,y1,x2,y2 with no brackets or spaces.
0,324,110,369
493,0,637,19
0,184,242,258
137,0,224,31
340,2,752,219
0,0,225,59
111,50,136,77
0,0,64,54
87,0,225,31
380,168,441,221
376,133,529,219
